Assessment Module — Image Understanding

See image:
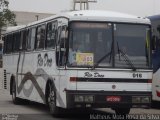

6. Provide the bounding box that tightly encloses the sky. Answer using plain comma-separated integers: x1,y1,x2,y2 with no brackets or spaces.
8,0,160,17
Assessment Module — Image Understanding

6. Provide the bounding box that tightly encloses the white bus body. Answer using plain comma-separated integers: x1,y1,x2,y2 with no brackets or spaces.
3,10,152,115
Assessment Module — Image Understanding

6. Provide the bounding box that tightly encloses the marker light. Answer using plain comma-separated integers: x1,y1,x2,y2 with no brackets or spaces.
148,79,152,83
70,77,77,82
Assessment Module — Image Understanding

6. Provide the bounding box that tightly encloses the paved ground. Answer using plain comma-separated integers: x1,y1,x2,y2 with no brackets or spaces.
0,89,160,120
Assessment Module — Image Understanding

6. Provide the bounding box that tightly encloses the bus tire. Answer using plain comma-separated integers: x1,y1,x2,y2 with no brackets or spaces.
11,80,21,105
114,108,130,115
47,82,60,116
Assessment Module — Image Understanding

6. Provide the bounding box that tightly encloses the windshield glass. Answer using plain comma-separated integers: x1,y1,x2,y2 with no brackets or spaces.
67,22,151,69
114,24,150,69
68,22,113,67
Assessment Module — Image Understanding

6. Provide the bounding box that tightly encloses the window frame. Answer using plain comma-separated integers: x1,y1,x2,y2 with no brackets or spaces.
35,24,46,50
27,27,37,51
56,25,68,67
46,20,58,49
6,34,13,54
19,29,28,51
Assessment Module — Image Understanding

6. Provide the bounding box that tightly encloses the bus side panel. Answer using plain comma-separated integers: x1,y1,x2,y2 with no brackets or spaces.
59,70,78,108
76,70,152,92
152,49,160,102
3,54,18,91
16,50,59,104
17,51,40,102
152,69,160,101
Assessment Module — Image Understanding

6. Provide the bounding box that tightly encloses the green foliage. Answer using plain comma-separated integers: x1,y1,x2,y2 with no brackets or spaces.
0,0,16,30
0,0,9,9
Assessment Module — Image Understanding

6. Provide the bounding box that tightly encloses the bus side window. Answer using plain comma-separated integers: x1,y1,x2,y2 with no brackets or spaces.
27,27,36,51
60,26,67,48
12,33,15,52
56,26,67,67
20,30,28,51
3,36,6,54
56,26,62,66
7,34,13,53
5,36,9,53
6,36,8,53
46,21,57,49
35,24,46,50
13,32,21,52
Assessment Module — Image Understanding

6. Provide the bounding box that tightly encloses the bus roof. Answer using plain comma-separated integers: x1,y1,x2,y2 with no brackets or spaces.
28,10,150,25
5,10,150,34
66,10,150,23
5,25,26,34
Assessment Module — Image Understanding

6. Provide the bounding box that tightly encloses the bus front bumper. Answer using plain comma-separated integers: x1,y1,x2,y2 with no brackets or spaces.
66,90,151,108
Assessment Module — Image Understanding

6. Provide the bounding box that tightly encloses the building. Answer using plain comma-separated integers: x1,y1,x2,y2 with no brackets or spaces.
13,11,54,25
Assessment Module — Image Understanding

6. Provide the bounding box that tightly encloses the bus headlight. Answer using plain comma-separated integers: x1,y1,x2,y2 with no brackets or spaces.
84,95,94,103
74,95,94,103
141,97,150,103
132,96,150,103
132,96,141,103
74,95,84,102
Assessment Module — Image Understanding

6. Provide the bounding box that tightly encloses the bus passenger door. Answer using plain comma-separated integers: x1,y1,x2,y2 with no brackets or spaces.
56,25,68,107
56,25,67,67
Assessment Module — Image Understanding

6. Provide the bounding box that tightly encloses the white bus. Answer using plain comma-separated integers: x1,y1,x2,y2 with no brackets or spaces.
148,15,160,103
3,10,152,115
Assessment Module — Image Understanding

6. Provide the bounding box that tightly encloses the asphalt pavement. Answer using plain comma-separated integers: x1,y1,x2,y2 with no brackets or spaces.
0,89,160,120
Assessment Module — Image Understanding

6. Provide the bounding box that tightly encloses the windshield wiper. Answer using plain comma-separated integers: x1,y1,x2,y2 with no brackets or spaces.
117,42,136,71
92,41,113,70
92,51,112,70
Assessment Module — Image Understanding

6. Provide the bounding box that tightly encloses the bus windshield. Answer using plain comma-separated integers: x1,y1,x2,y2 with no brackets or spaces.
114,24,150,69
68,22,151,69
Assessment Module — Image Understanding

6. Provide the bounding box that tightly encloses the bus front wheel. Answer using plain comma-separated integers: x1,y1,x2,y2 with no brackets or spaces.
47,83,60,116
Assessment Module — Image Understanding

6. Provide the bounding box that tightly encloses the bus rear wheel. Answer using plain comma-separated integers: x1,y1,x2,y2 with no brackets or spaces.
114,108,130,115
47,83,61,116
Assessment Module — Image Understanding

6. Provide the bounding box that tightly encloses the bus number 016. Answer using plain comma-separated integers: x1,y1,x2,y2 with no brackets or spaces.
132,73,142,78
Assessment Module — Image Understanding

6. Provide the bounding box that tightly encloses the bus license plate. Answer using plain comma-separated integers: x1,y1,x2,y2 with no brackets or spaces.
106,96,121,102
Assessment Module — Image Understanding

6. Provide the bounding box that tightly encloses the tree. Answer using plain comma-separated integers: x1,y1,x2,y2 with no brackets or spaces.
0,0,16,36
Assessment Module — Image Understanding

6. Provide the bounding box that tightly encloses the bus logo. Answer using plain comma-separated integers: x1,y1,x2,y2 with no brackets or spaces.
84,72,104,78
